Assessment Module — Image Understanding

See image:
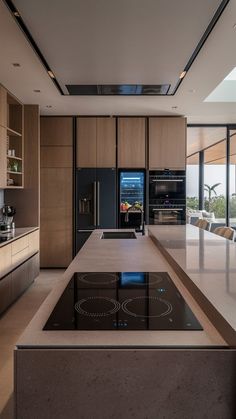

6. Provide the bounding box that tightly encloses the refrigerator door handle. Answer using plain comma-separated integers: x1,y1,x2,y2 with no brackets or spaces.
93,181,97,226
97,181,100,227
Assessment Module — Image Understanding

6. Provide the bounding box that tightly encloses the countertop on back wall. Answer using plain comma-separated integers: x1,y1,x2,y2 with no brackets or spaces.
16,229,226,349
0,227,39,248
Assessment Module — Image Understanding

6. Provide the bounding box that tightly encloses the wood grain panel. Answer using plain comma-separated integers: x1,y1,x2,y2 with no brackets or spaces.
0,126,7,188
41,146,72,168
5,105,40,226
28,230,39,255
187,126,226,156
76,117,96,167
41,117,73,146
149,117,186,169
0,244,12,278
118,117,146,168
96,118,116,167
40,168,72,209
11,235,29,255
40,230,72,268
0,86,7,127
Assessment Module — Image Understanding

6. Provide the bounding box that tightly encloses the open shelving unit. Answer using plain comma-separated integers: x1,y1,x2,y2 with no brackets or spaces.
0,86,24,188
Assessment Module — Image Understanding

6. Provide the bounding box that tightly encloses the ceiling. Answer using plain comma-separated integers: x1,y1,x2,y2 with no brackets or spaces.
0,0,236,122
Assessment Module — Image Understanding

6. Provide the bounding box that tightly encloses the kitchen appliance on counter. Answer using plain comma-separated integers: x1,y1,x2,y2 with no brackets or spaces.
76,168,116,253
118,170,145,230
0,205,16,232
44,271,202,331
149,170,186,225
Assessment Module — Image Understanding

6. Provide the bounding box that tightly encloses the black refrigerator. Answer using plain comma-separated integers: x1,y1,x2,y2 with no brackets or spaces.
76,168,116,252
118,170,145,229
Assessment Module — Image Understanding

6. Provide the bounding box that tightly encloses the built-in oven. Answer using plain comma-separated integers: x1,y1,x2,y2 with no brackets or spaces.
149,170,186,201
149,202,186,225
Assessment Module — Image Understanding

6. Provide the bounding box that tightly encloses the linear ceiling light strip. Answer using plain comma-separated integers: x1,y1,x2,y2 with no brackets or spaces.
4,0,64,95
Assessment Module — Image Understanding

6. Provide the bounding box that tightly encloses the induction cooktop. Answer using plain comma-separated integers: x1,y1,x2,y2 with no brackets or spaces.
44,272,203,331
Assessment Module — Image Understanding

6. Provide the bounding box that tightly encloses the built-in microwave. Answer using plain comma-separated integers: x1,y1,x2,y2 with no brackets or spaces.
149,170,186,201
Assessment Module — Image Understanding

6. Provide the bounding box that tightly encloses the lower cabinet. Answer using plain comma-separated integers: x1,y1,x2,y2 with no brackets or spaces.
0,273,12,314
0,253,39,316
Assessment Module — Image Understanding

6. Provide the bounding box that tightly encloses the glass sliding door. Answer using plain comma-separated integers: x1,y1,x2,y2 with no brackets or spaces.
229,130,236,230
186,153,199,210
204,140,227,226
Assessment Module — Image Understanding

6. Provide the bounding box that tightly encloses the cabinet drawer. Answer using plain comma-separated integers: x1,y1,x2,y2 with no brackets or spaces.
12,247,29,267
12,261,29,300
12,235,29,256
28,230,39,255
0,244,12,278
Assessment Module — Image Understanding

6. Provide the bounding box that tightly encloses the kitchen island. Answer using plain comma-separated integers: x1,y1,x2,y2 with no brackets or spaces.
14,228,236,419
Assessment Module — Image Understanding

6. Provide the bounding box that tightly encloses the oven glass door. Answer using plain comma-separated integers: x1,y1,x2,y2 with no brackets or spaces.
150,208,185,225
149,179,185,200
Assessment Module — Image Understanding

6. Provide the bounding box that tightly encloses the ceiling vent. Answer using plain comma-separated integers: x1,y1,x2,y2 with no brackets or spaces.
66,84,170,96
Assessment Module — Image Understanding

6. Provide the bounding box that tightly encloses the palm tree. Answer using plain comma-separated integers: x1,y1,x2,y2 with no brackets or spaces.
204,183,221,212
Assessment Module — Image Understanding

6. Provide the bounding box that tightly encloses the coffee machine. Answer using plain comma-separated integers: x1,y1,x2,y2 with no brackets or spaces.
0,205,16,232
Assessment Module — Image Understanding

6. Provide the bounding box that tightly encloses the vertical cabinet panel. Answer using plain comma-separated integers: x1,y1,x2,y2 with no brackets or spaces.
0,273,12,314
118,117,146,168
76,117,116,168
0,86,7,127
149,117,186,169
96,118,116,168
0,126,7,188
76,118,97,167
40,117,73,268
0,243,12,278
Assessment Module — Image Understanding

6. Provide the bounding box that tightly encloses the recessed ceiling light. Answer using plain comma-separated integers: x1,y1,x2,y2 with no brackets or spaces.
46,105,52,108
233,23,236,29
188,89,196,93
33,89,41,93
12,63,21,67
13,11,20,17
179,71,187,80
172,106,178,109
48,70,55,79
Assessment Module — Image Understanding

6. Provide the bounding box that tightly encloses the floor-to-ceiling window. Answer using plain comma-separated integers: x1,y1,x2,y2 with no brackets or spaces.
186,153,199,210
229,130,236,229
204,140,226,224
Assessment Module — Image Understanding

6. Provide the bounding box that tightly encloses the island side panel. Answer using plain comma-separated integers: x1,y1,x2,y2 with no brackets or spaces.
15,348,236,419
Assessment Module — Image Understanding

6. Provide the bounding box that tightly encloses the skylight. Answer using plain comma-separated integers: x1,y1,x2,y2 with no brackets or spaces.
205,67,236,102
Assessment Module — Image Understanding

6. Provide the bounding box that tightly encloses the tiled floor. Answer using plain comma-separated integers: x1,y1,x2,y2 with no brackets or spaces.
0,269,64,419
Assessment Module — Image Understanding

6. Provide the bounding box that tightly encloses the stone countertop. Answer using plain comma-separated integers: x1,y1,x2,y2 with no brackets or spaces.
148,224,236,345
0,226,39,248
16,229,226,349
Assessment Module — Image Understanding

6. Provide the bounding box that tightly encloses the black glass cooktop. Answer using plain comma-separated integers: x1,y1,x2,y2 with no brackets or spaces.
44,272,203,331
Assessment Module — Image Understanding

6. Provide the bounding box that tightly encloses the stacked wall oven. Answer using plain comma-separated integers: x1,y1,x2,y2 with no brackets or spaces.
149,170,186,225
76,168,116,252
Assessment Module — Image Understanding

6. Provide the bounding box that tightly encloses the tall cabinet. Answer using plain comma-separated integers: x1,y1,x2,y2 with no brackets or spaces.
118,117,146,168
76,117,116,252
40,117,73,267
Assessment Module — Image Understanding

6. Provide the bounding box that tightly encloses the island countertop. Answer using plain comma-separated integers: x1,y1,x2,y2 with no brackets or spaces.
16,229,226,349
148,224,236,345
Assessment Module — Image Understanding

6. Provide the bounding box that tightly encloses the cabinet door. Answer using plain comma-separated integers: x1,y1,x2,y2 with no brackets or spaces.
96,118,116,168
0,273,12,314
149,117,186,169
28,253,40,282
118,118,146,168
41,117,73,146
40,168,72,268
76,118,96,167
12,260,29,300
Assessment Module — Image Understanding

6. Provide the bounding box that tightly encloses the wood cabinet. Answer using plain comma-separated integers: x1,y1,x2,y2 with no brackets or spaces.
149,117,186,169
40,117,73,268
0,231,39,315
0,85,24,189
118,118,146,168
76,117,116,168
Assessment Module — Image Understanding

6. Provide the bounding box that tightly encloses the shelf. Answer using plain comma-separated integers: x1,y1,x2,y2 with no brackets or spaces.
7,127,22,137
7,171,23,175
6,155,22,161
6,186,23,189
